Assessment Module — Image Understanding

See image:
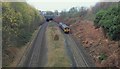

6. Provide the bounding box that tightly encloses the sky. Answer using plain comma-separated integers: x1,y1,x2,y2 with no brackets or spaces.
26,0,119,12
26,0,101,12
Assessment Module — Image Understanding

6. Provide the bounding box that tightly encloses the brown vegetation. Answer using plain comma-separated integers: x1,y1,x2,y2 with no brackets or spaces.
54,15,119,67
69,20,119,68
54,2,119,67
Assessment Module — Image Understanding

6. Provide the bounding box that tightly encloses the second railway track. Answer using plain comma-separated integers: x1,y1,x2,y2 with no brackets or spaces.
63,33,95,67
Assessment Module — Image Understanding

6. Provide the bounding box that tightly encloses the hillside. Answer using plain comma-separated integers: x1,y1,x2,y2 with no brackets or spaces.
55,16,119,67
70,20,119,67
2,2,44,66
54,2,120,68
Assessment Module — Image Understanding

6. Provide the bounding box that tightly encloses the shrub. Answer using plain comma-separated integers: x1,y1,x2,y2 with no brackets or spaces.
54,34,59,41
99,53,108,61
94,10,106,28
94,4,120,40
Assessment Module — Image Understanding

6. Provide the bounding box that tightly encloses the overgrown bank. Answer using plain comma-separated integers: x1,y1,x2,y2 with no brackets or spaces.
55,2,120,68
94,3,120,40
2,2,45,66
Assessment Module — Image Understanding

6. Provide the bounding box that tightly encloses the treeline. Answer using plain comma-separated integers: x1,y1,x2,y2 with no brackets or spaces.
59,2,118,21
58,7,88,25
58,2,120,40
60,7,88,20
2,2,44,50
94,2,120,40
92,2,117,14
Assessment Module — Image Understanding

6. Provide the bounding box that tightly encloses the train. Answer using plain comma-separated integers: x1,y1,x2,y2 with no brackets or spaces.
59,22,70,33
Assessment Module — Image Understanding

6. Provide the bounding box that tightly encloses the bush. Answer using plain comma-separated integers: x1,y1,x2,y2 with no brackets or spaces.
94,10,106,28
94,4,120,40
54,34,59,41
99,53,108,61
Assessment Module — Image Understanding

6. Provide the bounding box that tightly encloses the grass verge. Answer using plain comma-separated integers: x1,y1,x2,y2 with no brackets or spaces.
46,22,71,67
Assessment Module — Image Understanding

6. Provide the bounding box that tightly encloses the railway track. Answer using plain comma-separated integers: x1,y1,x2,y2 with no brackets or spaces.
18,22,48,67
17,21,95,67
63,33,95,67
56,21,95,67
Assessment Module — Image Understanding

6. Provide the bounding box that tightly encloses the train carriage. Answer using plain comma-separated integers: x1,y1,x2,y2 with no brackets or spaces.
59,22,70,33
